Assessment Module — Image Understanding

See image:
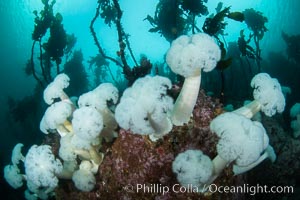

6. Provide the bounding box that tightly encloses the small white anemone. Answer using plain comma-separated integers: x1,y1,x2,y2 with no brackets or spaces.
172,150,213,191
115,75,173,140
4,164,25,189
78,83,119,110
11,143,25,165
72,106,103,141
72,160,97,192
43,73,70,105
40,101,73,136
24,145,63,191
234,73,285,118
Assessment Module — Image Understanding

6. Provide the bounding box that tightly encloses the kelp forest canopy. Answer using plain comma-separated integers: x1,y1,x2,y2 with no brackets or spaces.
16,0,300,123
26,0,268,90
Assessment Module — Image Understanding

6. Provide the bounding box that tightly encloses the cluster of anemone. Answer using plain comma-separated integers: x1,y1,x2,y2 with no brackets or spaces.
4,73,120,198
4,143,62,199
172,72,284,190
4,33,287,199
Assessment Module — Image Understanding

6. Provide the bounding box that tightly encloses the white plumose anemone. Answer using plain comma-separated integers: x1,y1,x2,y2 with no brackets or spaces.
166,33,221,126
